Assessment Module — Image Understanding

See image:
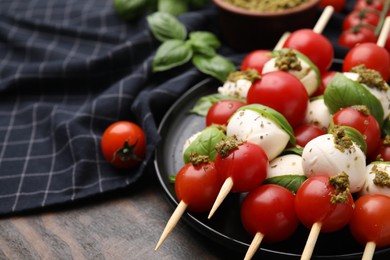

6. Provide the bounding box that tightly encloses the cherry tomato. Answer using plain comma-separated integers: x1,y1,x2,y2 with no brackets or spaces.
319,0,346,12
342,9,380,31
247,71,309,128
215,141,268,192
343,42,390,82
206,99,245,126
294,124,326,148
241,50,272,74
349,194,390,248
333,106,381,157
241,184,299,243
338,25,377,49
295,175,354,232
370,136,390,162
101,121,146,169
175,161,222,213
313,70,337,96
283,29,334,73
354,0,385,12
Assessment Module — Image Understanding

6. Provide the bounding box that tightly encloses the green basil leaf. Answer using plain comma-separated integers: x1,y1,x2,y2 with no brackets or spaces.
153,40,193,72
190,94,245,116
341,125,367,154
263,175,307,193
383,118,390,136
113,0,149,20
189,31,221,57
183,126,226,163
158,0,188,16
192,54,236,83
324,73,384,126
239,104,296,145
282,146,303,156
147,12,187,42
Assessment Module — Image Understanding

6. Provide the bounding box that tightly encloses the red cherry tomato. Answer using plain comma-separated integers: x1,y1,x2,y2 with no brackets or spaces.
101,121,146,169
241,50,272,74
175,161,222,213
338,25,377,49
354,0,385,12
294,124,326,148
342,9,380,31
241,184,299,243
206,99,245,126
283,29,334,73
370,136,390,162
343,42,390,81
313,70,337,96
333,106,381,157
350,194,390,248
215,141,268,192
319,0,346,12
295,175,354,232
247,71,309,128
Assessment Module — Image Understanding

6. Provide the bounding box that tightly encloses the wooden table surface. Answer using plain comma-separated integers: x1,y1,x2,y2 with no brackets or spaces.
0,163,242,260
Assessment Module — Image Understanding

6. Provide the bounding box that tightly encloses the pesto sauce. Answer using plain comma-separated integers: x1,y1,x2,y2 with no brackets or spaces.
222,0,309,12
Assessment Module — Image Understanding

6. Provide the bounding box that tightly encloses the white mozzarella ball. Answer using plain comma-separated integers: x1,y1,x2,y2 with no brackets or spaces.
262,58,319,96
267,154,304,179
360,163,390,197
303,98,331,132
217,79,252,99
302,134,366,193
182,131,201,155
227,109,290,160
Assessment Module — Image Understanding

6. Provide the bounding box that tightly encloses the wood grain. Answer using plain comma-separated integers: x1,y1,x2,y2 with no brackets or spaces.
0,168,241,260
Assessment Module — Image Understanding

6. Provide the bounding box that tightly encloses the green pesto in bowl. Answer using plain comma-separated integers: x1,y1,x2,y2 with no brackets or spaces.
222,0,310,12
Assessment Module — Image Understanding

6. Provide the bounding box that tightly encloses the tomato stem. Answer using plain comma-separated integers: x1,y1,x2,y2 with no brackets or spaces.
113,139,141,163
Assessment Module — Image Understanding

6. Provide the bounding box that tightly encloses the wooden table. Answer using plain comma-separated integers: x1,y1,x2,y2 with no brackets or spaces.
0,164,241,260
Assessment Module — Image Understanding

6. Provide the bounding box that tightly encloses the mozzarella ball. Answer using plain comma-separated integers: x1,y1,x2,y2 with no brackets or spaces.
217,79,252,99
303,98,331,132
360,163,390,197
267,154,304,179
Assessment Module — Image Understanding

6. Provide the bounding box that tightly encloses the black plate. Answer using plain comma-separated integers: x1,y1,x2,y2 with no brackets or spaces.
154,75,390,259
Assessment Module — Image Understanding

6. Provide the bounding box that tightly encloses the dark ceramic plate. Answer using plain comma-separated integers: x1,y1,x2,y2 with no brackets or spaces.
154,63,390,259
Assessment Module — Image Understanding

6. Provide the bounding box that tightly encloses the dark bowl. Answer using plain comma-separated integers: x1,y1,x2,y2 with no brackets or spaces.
213,0,321,51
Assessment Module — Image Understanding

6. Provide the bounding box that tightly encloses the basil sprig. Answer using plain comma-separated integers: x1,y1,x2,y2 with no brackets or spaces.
147,12,235,82
324,73,384,126
263,175,307,193
183,126,226,163
238,104,296,145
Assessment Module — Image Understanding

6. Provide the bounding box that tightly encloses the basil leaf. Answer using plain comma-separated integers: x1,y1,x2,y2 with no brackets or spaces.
183,126,226,163
188,31,221,57
192,54,236,83
239,104,296,145
282,146,303,156
383,119,390,136
147,12,187,42
263,175,307,193
190,94,245,116
324,73,384,126
153,40,193,72
114,0,149,20
158,0,188,16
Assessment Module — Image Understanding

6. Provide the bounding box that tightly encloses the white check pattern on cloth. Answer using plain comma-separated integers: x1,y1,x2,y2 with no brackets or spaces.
0,0,223,215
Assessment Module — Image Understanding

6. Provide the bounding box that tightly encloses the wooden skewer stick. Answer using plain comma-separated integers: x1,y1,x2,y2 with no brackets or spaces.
362,241,376,260
208,177,234,219
300,222,322,260
274,31,291,50
155,200,188,251
313,5,334,34
244,232,265,260
377,17,390,48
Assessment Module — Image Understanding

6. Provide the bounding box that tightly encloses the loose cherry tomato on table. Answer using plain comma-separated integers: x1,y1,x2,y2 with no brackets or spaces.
342,9,380,31
241,184,299,243
240,49,272,74
101,121,146,169
319,0,346,12
343,42,390,82
206,99,245,126
294,124,326,148
295,175,355,233
283,29,334,73
349,194,390,248
338,25,377,49
247,71,309,128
